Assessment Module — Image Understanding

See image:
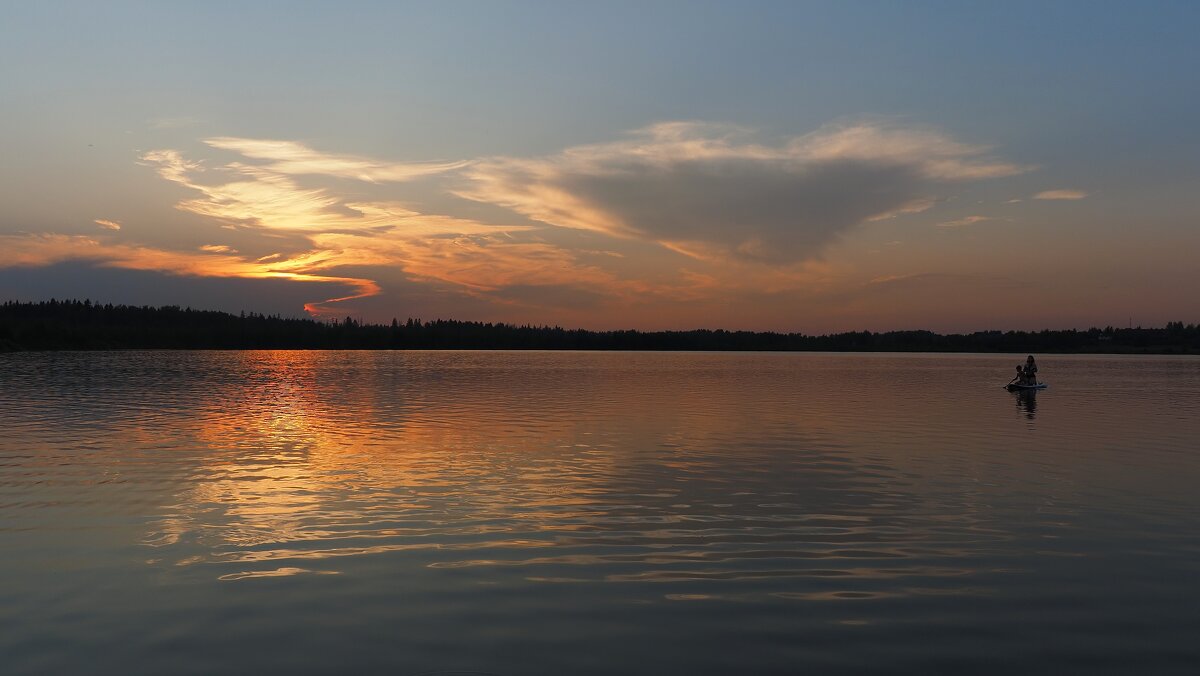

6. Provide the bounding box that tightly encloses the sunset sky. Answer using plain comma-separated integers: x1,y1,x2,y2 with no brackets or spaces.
2,1,1197,332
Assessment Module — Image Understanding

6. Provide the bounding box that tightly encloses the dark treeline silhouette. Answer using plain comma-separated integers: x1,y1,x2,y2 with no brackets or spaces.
3,299,1200,353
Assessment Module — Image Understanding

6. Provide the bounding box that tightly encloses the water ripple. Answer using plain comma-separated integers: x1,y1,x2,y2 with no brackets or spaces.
2,351,1200,674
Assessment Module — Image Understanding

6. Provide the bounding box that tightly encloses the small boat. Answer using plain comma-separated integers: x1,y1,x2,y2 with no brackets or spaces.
1006,382,1047,391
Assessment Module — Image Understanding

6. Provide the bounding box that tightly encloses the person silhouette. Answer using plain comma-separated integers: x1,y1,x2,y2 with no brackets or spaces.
1022,355,1039,385
1009,365,1026,386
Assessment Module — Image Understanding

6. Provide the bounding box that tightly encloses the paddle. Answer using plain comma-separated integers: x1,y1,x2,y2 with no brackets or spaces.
1005,368,1023,388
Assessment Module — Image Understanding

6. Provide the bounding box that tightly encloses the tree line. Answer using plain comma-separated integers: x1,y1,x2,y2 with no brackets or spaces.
2,299,1199,353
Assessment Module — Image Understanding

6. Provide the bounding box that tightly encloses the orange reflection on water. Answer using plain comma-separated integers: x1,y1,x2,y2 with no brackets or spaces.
124,350,1200,599
144,351,629,571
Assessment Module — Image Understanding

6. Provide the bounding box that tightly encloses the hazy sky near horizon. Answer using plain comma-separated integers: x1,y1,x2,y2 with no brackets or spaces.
2,1,1198,332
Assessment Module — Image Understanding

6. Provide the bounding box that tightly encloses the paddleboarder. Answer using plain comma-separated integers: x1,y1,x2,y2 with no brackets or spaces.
1023,355,1039,385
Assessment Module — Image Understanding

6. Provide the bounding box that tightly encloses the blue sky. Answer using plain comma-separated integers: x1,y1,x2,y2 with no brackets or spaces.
2,1,1198,331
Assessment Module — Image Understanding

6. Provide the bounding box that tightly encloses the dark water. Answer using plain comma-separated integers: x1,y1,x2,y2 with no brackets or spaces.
2,351,1199,675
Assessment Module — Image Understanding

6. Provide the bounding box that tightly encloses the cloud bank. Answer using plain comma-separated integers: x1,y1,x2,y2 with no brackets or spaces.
460,122,1028,263
2,120,1042,322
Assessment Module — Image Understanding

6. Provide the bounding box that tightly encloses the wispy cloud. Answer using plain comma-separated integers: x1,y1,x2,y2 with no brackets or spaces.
126,141,572,314
936,215,993,228
320,232,633,300
459,122,1029,264
1033,189,1088,200
203,138,467,183
139,149,202,185
94,219,122,231
140,149,506,236
792,123,1030,180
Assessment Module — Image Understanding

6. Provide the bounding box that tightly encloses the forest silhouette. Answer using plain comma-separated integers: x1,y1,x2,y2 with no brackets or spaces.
2,299,1198,353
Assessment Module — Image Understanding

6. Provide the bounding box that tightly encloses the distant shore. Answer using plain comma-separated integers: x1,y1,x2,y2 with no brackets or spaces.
2,299,1198,354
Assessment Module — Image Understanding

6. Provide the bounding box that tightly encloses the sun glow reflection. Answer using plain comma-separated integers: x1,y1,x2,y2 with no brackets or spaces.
129,351,1025,590
142,351,624,574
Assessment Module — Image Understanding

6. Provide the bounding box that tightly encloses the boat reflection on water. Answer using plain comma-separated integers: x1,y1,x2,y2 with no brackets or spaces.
1012,388,1038,419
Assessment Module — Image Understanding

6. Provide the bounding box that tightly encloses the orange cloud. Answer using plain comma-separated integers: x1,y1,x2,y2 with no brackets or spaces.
94,218,122,231
141,149,520,237
0,233,379,315
130,143,546,314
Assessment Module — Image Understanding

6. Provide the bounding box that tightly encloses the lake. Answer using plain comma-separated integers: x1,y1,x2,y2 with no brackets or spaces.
2,351,1199,674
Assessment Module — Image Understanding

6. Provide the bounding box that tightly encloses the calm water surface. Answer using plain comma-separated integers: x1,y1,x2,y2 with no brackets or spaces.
2,351,1199,674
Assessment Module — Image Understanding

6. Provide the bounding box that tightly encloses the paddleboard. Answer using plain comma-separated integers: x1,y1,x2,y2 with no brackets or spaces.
1006,383,1047,391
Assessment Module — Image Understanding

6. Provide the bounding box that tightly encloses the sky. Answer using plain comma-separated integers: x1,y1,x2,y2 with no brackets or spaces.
1,1,1198,332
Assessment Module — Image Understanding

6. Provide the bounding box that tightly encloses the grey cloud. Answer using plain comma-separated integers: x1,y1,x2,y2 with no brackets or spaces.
460,122,1028,264
558,158,925,263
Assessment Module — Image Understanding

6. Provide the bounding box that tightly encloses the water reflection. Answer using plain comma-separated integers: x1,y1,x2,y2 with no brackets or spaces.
136,351,955,592
1012,388,1038,420
5,351,993,590
3,351,1200,675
